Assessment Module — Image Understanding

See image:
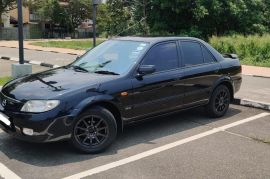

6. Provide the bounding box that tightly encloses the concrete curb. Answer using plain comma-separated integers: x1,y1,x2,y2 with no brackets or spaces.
0,56,60,69
0,45,80,56
232,98,270,111
243,74,270,79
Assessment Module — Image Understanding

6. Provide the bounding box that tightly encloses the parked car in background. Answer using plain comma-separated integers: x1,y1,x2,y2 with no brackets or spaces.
0,37,242,153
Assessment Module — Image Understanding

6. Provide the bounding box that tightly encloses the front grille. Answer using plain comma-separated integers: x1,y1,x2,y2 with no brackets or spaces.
0,92,24,112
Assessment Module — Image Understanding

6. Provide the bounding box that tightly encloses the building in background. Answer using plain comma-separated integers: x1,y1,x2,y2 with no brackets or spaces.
0,6,30,40
0,0,95,40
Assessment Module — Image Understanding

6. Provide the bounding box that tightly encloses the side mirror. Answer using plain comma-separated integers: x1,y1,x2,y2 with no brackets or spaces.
136,65,155,79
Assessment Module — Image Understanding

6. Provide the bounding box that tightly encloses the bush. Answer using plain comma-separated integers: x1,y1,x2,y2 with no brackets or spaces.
209,34,270,67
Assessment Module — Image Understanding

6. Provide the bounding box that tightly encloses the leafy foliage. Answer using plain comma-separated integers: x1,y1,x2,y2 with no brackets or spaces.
31,0,92,33
210,34,270,67
0,0,16,14
104,0,270,38
67,0,92,30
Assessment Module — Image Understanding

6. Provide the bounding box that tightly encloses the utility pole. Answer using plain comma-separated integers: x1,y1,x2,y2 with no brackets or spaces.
92,0,100,47
11,0,32,78
17,0,24,64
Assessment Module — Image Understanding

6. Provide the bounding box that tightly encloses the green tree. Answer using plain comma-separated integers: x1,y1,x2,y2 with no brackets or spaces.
34,0,93,34
96,3,110,37
123,0,151,35
106,0,133,36
67,0,92,30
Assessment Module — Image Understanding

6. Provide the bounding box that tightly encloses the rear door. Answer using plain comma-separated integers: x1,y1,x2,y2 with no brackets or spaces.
179,40,221,106
130,41,184,119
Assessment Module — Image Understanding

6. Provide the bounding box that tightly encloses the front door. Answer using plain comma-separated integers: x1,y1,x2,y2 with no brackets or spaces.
130,41,184,119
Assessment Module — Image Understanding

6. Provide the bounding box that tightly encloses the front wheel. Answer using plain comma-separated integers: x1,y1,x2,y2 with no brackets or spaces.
71,106,117,153
205,85,231,118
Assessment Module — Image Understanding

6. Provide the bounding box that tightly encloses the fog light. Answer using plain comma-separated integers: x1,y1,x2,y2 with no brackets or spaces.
22,128,34,136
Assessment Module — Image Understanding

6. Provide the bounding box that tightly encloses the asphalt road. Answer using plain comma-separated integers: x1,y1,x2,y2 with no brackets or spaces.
0,47,77,66
0,105,270,179
235,75,270,104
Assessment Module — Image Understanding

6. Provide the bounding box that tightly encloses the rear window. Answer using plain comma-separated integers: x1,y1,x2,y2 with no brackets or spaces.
202,45,215,63
181,41,204,66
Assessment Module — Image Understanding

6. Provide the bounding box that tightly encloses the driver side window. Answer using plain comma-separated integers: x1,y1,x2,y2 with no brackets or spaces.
142,42,179,72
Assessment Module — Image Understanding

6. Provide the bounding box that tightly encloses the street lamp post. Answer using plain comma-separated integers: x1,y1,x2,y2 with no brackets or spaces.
92,0,100,47
17,0,24,64
11,0,32,78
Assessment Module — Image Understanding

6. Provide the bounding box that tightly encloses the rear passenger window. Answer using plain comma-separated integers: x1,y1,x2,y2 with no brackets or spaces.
181,41,204,66
202,45,215,63
142,42,178,72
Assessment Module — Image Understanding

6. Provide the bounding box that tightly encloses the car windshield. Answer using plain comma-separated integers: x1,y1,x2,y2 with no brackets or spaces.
71,40,150,75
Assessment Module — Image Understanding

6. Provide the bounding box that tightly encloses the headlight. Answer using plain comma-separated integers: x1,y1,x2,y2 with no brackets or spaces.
21,100,60,113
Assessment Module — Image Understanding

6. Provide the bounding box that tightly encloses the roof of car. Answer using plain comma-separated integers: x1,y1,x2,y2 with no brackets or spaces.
113,36,202,44
112,36,224,62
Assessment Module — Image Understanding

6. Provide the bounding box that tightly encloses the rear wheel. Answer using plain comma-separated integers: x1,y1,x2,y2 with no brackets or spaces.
71,106,117,153
205,85,231,118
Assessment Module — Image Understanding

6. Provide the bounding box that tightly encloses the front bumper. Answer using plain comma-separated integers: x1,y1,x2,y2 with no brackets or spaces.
0,108,75,143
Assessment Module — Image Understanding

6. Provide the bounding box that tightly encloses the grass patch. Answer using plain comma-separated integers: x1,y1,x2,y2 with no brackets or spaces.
210,34,270,67
30,39,105,50
0,77,12,86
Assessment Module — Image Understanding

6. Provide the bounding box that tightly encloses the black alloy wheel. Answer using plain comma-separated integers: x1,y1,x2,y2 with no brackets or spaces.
74,115,109,147
71,106,117,153
205,85,231,118
214,89,230,113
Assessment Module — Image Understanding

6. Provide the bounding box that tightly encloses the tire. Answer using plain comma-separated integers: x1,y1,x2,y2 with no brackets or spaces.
205,85,231,118
71,106,117,153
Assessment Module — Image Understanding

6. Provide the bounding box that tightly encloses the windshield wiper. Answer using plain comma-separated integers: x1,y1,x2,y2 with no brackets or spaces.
72,65,89,72
94,70,119,75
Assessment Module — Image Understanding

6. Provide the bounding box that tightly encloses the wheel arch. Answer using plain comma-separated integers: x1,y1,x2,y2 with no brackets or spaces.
212,77,234,100
74,99,123,133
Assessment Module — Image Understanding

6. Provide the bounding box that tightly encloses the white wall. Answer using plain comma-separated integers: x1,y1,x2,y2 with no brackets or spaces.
1,12,10,27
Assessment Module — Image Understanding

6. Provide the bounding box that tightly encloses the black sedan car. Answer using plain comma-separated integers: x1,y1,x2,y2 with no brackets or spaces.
0,37,242,153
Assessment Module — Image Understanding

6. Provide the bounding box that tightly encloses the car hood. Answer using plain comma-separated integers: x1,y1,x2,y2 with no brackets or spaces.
1,67,119,101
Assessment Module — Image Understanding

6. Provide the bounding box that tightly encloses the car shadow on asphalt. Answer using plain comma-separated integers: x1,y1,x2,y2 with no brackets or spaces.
0,106,241,167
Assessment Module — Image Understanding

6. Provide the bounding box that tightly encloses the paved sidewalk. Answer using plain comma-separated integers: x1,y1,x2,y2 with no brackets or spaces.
0,40,85,55
242,65,270,78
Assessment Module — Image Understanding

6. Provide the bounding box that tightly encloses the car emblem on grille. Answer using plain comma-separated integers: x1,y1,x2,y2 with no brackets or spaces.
2,99,7,107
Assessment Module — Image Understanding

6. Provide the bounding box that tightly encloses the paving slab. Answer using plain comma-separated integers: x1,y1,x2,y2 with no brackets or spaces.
91,131,270,179
229,115,270,143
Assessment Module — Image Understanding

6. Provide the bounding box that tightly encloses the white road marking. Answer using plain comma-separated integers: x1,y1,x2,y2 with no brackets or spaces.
63,112,270,179
0,163,21,179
